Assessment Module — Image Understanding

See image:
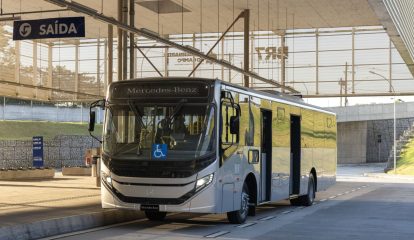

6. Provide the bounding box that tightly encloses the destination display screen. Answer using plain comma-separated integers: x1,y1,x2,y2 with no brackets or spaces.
110,81,211,101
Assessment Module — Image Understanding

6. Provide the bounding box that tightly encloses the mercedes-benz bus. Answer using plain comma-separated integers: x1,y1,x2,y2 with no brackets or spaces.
88,77,336,224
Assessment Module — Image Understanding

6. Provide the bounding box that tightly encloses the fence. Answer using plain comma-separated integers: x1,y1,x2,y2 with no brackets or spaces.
0,98,104,123
0,135,101,169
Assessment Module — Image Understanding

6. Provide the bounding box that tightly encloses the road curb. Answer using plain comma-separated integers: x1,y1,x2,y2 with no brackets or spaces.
364,173,414,180
0,209,141,240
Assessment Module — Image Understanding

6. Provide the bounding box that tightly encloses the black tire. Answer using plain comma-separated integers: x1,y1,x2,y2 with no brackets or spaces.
289,197,302,206
248,204,256,216
227,183,250,224
145,211,167,221
301,174,316,206
290,174,315,206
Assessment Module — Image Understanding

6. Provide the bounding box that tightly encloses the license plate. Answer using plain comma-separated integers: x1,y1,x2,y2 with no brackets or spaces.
140,204,159,211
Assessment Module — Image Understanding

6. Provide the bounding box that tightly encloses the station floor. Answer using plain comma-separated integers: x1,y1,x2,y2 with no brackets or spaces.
0,173,101,227
2,163,413,239
0,163,392,227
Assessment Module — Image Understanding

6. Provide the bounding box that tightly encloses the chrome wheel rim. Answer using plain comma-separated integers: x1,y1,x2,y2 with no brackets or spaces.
240,190,249,217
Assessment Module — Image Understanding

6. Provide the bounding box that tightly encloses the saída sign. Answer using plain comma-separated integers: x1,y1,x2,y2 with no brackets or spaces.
13,17,85,40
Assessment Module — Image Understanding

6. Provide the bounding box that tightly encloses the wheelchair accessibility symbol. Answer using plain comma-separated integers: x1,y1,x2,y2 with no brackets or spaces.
152,144,167,160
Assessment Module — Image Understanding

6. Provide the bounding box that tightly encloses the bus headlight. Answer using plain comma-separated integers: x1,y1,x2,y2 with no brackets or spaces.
101,172,112,187
195,174,214,192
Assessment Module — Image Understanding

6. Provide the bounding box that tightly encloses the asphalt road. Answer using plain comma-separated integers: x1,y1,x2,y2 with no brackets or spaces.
43,165,414,240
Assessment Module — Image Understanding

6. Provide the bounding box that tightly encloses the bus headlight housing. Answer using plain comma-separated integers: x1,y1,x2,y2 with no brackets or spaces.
195,174,214,192
101,171,112,187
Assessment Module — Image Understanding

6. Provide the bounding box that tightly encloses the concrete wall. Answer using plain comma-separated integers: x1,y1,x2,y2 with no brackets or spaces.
329,103,414,164
328,102,414,122
366,118,414,163
337,121,367,164
0,135,101,169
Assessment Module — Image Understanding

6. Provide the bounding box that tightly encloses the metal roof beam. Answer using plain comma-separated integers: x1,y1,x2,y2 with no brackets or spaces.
47,0,299,94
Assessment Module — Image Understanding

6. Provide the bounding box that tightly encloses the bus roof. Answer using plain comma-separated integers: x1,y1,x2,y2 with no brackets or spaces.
109,77,335,116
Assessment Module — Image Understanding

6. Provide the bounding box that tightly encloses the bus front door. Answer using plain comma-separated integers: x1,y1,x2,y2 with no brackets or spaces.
260,110,272,202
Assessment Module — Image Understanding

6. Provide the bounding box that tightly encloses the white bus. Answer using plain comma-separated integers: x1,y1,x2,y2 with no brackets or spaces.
88,78,336,224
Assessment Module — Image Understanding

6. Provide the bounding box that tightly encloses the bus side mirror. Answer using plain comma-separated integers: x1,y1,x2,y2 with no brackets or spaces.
230,116,239,134
89,111,96,132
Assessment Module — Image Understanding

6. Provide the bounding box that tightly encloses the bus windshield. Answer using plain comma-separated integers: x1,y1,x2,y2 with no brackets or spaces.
103,102,216,161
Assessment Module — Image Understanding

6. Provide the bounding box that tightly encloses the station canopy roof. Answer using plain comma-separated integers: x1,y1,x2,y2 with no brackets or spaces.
2,0,383,37
1,0,414,101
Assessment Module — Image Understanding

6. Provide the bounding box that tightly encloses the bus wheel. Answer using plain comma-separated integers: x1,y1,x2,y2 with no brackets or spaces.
227,182,249,224
145,211,167,221
302,174,316,206
290,174,315,206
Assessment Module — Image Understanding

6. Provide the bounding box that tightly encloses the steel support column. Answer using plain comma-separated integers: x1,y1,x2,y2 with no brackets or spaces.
122,0,128,80
189,10,246,77
345,62,348,106
117,0,123,81
48,43,53,99
15,40,20,84
47,0,298,93
104,38,107,94
108,24,113,87
33,41,37,85
352,28,355,94
280,33,286,93
97,37,101,95
315,29,319,95
389,39,393,93
243,9,250,88
33,41,38,98
164,38,169,77
129,0,135,79
75,41,79,99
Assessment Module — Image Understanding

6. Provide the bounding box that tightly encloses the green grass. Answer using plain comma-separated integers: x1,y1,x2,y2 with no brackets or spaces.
0,120,103,140
390,138,414,175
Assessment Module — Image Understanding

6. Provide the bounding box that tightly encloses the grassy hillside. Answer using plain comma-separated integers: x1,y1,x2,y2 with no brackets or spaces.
0,120,103,140
391,138,414,175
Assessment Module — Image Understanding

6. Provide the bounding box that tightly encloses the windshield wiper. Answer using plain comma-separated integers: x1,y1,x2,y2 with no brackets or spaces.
128,101,146,128
168,99,187,123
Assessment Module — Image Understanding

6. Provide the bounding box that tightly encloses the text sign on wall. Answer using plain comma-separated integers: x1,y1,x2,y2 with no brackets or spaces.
33,136,44,168
13,17,85,40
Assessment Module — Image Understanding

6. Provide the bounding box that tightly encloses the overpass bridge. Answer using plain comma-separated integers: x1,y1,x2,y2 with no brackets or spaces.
329,101,414,164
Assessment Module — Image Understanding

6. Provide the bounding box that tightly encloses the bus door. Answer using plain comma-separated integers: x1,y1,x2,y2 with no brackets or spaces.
290,115,301,196
260,110,272,202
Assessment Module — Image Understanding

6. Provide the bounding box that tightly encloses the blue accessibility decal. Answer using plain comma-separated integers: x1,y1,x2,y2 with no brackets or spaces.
152,144,167,160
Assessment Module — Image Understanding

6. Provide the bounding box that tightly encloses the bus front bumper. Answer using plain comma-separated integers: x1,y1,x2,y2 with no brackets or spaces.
101,178,218,213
